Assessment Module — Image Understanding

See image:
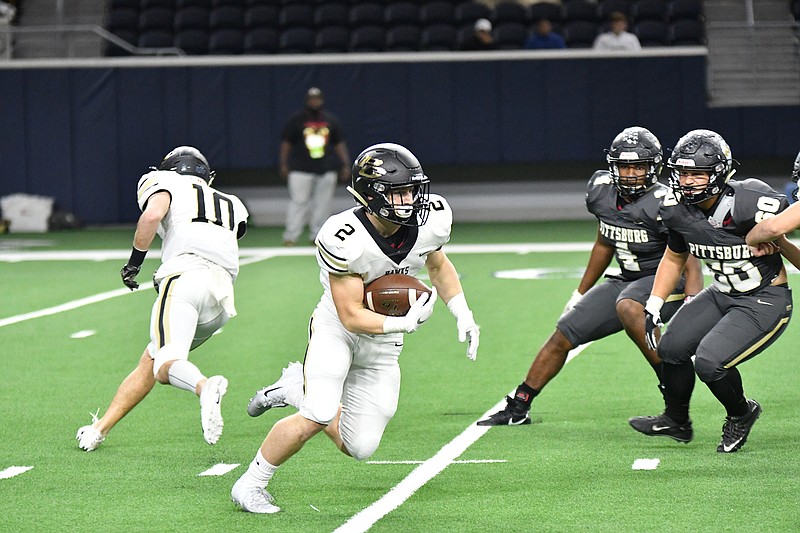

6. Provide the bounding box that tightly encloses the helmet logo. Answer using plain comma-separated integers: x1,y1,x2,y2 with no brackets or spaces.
622,131,639,145
357,155,386,179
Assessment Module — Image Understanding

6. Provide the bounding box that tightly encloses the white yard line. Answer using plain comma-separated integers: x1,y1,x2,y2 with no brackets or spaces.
335,342,591,533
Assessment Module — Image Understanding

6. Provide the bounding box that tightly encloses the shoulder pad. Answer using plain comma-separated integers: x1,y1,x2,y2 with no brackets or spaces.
316,210,364,275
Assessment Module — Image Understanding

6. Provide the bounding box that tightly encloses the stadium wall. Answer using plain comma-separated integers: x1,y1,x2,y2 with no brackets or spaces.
1,49,798,224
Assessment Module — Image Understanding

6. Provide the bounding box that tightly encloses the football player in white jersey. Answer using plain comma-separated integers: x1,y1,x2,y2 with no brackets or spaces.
76,146,249,451
230,143,479,514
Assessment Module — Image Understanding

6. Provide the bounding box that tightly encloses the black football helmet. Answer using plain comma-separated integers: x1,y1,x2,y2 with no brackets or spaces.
606,126,663,198
158,146,215,185
791,150,800,202
667,129,735,205
347,143,431,226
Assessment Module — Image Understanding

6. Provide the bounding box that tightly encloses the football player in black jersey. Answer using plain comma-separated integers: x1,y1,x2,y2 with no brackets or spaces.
746,149,800,270
479,127,703,427
630,129,794,453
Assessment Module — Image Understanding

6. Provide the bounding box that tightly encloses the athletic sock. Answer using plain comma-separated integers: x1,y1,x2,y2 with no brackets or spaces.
167,360,204,393
514,382,539,408
706,367,748,417
663,360,695,425
242,449,278,489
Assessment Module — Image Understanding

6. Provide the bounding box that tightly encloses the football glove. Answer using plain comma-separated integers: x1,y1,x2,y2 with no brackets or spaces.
383,287,437,334
644,296,665,351
120,264,141,290
446,292,480,361
560,289,583,318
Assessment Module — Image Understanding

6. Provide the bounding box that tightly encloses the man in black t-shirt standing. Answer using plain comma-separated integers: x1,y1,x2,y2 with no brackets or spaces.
279,87,350,246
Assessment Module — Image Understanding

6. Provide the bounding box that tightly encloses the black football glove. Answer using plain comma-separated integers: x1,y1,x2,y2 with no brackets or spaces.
120,264,141,290
644,308,663,351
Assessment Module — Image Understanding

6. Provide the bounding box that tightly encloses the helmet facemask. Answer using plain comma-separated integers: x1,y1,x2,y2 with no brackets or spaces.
606,127,663,199
667,130,734,206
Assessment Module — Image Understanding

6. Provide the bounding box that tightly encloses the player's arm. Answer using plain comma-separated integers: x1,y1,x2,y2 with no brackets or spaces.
121,191,170,290
577,229,615,294
746,202,800,246
682,255,704,299
426,249,479,361
329,273,388,335
776,234,800,271
644,245,689,349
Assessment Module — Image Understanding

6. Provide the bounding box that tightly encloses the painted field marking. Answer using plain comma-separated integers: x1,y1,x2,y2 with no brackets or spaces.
70,330,96,339
367,459,507,465
197,463,240,477
632,458,660,470
0,466,34,479
335,341,591,533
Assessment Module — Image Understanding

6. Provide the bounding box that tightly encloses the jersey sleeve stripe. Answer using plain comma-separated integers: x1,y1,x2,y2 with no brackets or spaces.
317,242,348,270
317,250,348,273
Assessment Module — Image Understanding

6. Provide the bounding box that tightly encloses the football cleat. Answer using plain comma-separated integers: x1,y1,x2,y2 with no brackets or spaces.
231,479,281,514
717,399,761,453
76,409,105,451
628,412,693,443
247,361,303,417
476,396,531,426
200,375,228,445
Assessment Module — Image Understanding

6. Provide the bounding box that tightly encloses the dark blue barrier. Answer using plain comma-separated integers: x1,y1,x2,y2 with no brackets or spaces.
1,50,798,223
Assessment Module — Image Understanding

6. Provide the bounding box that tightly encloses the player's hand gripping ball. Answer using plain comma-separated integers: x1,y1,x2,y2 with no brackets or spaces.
363,274,432,316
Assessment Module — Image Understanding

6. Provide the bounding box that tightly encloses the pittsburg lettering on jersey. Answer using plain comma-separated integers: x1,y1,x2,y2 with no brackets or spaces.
598,220,650,243
688,243,752,260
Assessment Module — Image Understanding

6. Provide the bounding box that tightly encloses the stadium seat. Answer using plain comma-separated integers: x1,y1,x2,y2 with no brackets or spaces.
107,7,139,34
244,6,278,29
349,25,385,52
793,0,800,21
668,0,703,21
105,29,137,56
174,7,209,32
634,19,669,46
110,0,139,10
314,3,349,28
211,0,244,6
491,1,529,26
348,2,384,28
419,1,455,26
279,3,314,29
279,26,315,53
493,21,526,49
174,29,209,54
140,0,172,10
562,0,598,23
597,0,631,21
209,5,244,31
139,7,174,33
384,1,419,27
385,24,420,51
632,0,667,23
244,27,279,53
669,18,704,45
315,26,350,52
454,1,490,26
208,28,244,54
561,19,598,47
528,1,562,24
176,0,211,9
419,23,456,51
137,29,174,49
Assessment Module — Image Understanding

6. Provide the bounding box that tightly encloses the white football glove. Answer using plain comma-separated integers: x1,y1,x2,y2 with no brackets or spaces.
447,292,480,361
644,295,665,351
383,287,437,334
560,289,583,318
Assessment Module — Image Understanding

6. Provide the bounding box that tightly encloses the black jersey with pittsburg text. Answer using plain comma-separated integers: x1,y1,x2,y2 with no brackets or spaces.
586,170,670,281
662,179,788,295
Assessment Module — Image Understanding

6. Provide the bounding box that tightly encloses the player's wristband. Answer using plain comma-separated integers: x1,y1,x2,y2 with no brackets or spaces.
383,316,406,334
446,292,471,319
645,295,665,315
127,247,148,268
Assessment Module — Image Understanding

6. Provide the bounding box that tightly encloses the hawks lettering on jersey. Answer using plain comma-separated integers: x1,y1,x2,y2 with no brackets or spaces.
585,170,670,280
316,194,451,301
136,170,249,280
661,178,788,295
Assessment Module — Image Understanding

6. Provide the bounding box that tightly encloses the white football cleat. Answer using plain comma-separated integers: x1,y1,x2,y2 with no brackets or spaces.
247,361,303,417
76,409,104,451
200,375,228,445
231,479,281,514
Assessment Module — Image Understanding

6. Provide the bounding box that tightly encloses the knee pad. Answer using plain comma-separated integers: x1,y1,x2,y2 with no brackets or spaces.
342,433,381,462
656,333,687,365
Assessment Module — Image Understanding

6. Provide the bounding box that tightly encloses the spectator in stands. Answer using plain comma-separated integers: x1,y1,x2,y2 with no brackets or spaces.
279,87,350,247
0,1,15,23
460,18,496,51
524,18,566,50
592,11,641,51
0,0,16,59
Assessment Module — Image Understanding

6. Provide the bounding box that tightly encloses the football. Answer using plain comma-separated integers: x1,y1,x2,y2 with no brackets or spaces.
363,274,432,316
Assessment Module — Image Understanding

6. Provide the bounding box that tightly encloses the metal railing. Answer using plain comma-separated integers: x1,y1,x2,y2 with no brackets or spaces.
0,24,186,59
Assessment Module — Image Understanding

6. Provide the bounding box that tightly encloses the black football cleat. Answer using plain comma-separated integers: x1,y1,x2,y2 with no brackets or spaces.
628,412,693,443
717,399,761,453
477,396,531,426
